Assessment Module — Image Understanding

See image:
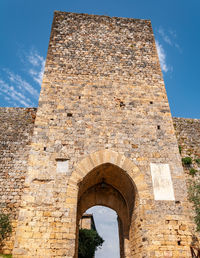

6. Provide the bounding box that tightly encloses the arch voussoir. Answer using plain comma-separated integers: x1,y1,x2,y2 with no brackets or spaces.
78,156,95,176
89,150,104,167
106,150,122,167
72,150,142,192
121,158,137,175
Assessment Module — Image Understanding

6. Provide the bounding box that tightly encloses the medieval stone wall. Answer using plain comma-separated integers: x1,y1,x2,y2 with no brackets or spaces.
0,11,199,257
2,113,198,217
11,12,196,257
173,117,200,161
0,107,36,253
173,117,200,183
173,118,200,241
0,111,199,255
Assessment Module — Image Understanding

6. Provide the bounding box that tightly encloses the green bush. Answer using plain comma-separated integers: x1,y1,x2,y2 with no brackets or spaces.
178,145,182,154
78,229,104,258
182,157,192,166
189,168,197,176
0,214,12,249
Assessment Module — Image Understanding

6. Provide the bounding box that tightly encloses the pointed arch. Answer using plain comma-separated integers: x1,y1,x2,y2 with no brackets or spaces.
66,150,147,258
68,149,146,197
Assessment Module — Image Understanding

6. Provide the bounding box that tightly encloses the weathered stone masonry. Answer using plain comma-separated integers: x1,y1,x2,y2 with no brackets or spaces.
173,118,200,161
0,108,36,216
173,117,200,183
0,11,199,257
1,110,199,255
0,108,36,252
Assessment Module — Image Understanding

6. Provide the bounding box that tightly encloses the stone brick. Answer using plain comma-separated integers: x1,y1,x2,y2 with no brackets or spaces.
0,11,199,258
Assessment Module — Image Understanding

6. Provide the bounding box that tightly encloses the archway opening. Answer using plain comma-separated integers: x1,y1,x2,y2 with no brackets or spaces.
75,163,137,258
80,206,120,258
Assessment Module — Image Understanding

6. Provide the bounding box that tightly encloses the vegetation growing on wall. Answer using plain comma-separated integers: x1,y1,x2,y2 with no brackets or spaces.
195,159,200,164
0,214,12,251
185,156,200,231
189,181,200,231
182,157,192,166
189,168,198,176
179,150,200,231
78,229,104,258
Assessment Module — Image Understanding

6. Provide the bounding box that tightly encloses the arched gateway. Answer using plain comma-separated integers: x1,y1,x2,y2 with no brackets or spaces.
70,150,141,258
13,11,195,257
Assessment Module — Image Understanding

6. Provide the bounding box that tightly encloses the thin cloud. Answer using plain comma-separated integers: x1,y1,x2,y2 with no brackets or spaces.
0,79,33,106
158,26,182,52
158,27,172,46
27,49,45,85
28,50,44,66
155,40,170,73
0,48,44,107
6,70,39,99
169,29,177,38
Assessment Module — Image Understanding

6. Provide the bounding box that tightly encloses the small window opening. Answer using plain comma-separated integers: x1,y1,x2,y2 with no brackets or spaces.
120,101,125,107
157,125,160,130
142,237,147,242
67,113,73,117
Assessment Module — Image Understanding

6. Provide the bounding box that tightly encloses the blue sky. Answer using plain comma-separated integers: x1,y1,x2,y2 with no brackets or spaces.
0,1,199,257
0,0,200,118
87,206,120,258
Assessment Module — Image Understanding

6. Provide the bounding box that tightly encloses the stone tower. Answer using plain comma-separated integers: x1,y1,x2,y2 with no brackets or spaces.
13,11,194,257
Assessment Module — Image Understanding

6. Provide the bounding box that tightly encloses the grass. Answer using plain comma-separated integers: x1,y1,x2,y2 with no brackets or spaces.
0,255,12,258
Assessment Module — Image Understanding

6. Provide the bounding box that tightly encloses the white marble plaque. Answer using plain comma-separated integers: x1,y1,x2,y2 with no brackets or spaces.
56,159,69,174
150,163,175,201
